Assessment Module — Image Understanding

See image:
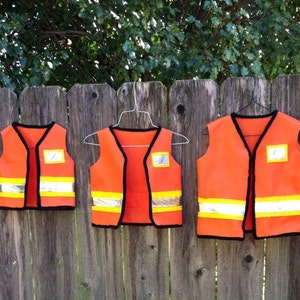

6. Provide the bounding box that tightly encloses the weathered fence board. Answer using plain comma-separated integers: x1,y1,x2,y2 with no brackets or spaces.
0,77,300,299
217,77,269,300
19,86,75,300
118,82,169,300
265,75,300,300
169,80,218,299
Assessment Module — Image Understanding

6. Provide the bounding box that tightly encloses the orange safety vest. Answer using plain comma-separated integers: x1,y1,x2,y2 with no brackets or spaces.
0,122,75,209
197,111,300,239
90,126,182,227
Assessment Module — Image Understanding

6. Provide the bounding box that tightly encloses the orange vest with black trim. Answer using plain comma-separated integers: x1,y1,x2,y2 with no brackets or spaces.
90,126,182,227
0,122,75,209
197,111,300,239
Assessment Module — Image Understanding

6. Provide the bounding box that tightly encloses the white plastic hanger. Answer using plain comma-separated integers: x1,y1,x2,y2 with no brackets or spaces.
83,82,189,147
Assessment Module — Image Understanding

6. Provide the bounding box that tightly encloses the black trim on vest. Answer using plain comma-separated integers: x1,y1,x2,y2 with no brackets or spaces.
12,121,55,208
230,110,278,238
109,126,161,227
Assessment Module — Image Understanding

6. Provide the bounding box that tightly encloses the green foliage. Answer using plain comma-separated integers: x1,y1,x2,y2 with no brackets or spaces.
0,0,299,93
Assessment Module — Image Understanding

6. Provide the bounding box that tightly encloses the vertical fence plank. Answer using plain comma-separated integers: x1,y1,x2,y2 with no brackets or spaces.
117,82,169,300
68,84,125,299
217,77,270,299
18,86,75,300
169,79,218,299
0,88,31,300
265,75,300,300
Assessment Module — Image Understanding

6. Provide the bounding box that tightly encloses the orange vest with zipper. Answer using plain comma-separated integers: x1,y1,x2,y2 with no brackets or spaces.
90,126,182,227
197,111,300,239
0,122,75,209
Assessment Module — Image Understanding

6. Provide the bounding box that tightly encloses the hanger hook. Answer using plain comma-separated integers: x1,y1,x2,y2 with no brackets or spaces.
133,81,139,111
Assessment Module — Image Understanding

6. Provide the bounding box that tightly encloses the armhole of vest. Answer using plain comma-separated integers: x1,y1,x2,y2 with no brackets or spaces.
197,123,212,159
90,131,102,167
0,130,4,159
297,130,300,150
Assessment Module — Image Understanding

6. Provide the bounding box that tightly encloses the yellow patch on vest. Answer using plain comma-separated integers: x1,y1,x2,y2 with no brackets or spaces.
151,152,170,168
266,144,288,163
43,149,65,164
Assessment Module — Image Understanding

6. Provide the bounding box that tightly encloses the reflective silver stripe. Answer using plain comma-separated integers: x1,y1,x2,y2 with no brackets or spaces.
199,202,245,216
93,198,122,207
152,196,181,207
255,198,300,217
0,183,25,193
40,181,74,193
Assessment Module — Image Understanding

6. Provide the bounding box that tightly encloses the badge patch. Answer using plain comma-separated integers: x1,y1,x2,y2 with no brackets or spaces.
151,152,170,168
266,144,288,163
44,149,65,164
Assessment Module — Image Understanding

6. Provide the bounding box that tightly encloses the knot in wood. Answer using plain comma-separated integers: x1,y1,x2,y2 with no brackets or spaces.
176,104,185,115
91,92,98,98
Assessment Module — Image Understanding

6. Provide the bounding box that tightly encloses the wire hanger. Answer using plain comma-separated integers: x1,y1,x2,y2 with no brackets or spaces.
112,81,158,128
236,90,270,114
83,82,189,147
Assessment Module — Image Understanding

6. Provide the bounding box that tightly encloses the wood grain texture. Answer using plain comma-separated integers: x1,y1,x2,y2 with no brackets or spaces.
265,75,300,300
19,86,75,300
217,77,268,300
0,77,299,299
0,88,29,300
68,83,124,299
169,80,218,299
117,82,169,300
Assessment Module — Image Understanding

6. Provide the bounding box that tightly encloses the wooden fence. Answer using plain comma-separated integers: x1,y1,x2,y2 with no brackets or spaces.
0,75,300,300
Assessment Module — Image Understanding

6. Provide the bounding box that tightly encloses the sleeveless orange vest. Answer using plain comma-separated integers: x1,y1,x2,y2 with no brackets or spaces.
0,122,75,209
90,127,182,227
197,111,300,239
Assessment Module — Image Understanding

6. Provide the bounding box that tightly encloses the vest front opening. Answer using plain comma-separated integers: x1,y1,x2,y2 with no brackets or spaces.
112,128,158,224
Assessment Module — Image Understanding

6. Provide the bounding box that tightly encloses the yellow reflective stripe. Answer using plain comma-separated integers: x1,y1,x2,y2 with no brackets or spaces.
40,192,75,197
198,212,244,221
92,206,122,213
40,176,74,183
256,210,300,218
0,177,26,184
198,197,245,205
0,192,24,198
256,195,300,202
152,205,182,213
91,191,123,199
255,196,300,217
198,197,245,220
152,190,182,198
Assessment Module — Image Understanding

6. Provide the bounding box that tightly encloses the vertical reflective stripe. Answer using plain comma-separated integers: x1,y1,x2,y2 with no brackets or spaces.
198,197,245,220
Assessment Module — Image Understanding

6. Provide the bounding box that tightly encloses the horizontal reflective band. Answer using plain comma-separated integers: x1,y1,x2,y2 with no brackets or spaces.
0,192,24,198
152,197,181,207
40,176,74,183
92,206,122,213
198,197,245,220
152,190,182,198
93,198,122,207
91,191,123,207
91,191,123,199
40,177,75,197
152,205,182,213
255,196,300,217
198,212,244,221
0,183,25,194
0,177,26,184
40,192,75,197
